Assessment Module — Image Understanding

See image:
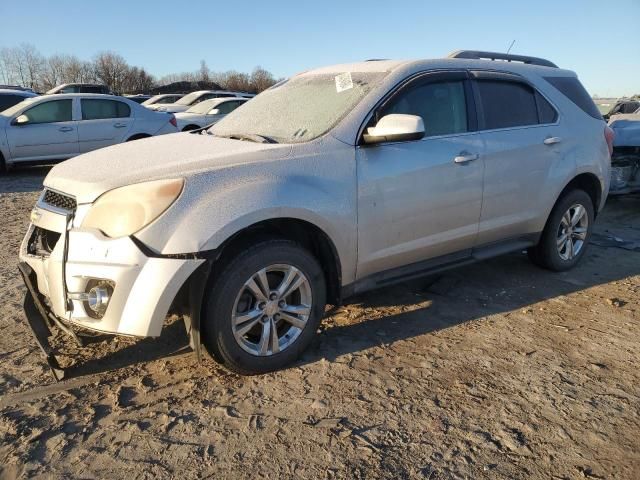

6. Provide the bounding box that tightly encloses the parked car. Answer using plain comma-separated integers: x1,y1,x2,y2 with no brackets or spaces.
124,94,152,104
46,83,113,95
608,110,640,194
142,94,185,107
0,88,38,112
148,90,253,113
0,85,36,93
603,99,640,120
0,94,177,171
18,50,612,379
174,97,248,131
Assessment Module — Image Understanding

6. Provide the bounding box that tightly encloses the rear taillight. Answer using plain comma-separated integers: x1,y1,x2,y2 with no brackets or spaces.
604,125,615,157
169,115,177,128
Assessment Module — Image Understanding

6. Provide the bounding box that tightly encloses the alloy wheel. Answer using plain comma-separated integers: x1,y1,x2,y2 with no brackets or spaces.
232,264,312,356
556,203,589,261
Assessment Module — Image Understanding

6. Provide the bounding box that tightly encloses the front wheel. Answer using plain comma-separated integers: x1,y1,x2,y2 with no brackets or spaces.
202,239,326,375
528,189,594,271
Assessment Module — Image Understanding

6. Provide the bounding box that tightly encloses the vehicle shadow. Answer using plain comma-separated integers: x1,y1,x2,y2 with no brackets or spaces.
0,167,50,194
50,194,640,380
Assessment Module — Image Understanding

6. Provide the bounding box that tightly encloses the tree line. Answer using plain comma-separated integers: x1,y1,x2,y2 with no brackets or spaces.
0,44,279,94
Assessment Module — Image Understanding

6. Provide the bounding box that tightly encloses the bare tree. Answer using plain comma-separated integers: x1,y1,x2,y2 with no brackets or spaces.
0,44,44,89
199,60,210,83
250,66,276,93
93,51,130,93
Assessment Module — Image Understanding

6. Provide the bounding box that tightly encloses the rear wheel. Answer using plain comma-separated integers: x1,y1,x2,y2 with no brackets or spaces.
202,239,326,375
182,125,200,132
528,189,594,271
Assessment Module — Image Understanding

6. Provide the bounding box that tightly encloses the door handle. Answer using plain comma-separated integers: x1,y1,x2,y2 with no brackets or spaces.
544,136,562,145
58,126,73,132
454,153,479,164
114,123,127,128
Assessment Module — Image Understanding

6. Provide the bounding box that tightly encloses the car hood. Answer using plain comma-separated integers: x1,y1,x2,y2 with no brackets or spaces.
44,133,293,203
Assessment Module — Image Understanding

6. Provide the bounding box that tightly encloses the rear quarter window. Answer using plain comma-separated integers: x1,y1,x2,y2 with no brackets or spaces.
544,76,602,120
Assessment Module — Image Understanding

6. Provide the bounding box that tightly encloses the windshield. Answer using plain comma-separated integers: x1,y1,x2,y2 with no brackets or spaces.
186,99,219,114
1,97,37,117
209,71,387,143
176,92,206,106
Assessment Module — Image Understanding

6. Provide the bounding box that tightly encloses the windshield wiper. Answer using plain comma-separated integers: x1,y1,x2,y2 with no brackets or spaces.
219,133,278,144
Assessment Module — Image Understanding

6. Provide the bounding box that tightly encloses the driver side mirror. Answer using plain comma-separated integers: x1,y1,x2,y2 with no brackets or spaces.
362,114,425,145
12,114,29,126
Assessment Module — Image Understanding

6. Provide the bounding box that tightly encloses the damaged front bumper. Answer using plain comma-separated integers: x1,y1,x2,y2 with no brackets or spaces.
610,151,640,195
18,191,204,379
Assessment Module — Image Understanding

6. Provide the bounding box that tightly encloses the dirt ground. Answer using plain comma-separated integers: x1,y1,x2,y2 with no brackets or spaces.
0,168,639,480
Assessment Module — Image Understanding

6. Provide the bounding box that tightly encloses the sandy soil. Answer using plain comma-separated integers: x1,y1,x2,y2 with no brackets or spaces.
0,168,639,480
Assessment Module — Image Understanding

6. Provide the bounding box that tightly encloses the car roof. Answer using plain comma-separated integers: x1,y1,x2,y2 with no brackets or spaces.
302,54,575,78
0,89,37,96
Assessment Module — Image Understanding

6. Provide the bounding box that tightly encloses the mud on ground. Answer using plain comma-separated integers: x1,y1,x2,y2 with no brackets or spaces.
0,169,639,479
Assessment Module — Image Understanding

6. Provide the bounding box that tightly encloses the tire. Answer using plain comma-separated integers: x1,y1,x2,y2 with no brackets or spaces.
202,239,326,375
182,125,200,132
0,153,6,174
528,189,594,272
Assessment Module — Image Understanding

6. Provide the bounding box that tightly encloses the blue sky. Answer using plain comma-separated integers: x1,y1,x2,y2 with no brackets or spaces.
1,0,638,97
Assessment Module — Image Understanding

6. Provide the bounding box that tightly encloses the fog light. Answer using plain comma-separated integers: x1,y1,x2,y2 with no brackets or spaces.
68,280,114,319
87,286,111,315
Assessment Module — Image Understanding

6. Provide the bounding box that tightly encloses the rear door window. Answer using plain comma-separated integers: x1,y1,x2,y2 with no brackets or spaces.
476,80,539,129
81,99,131,120
380,80,468,137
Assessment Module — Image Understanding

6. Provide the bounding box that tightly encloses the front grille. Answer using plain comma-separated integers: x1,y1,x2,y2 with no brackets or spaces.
42,189,77,212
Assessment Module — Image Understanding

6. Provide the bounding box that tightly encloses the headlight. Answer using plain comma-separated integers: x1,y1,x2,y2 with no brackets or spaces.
82,179,184,238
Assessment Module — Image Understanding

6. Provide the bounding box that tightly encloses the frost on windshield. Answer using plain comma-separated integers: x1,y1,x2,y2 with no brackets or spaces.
210,72,386,143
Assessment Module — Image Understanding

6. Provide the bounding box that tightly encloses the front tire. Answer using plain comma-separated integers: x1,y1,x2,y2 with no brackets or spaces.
202,239,326,375
528,189,594,271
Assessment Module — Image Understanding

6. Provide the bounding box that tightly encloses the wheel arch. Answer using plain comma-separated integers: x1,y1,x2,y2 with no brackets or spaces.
126,133,151,142
207,217,343,307
558,172,603,217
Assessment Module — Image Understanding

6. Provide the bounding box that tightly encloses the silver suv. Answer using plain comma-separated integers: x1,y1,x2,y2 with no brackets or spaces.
19,50,612,378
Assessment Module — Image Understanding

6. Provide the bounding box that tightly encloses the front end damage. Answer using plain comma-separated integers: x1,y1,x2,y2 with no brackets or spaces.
18,188,204,380
609,115,640,195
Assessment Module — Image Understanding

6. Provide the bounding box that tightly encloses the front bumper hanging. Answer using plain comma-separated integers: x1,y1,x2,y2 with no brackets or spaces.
18,262,69,381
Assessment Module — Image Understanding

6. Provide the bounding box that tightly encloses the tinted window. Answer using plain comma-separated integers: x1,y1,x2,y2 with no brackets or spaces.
0,94,23,112
81,99,130,120
380,80,468,137
536,92,558,124
544,76,602,119
80,86,106,94
23,100,73,124
622,102,640,114
215,101,243,114
60,86,78,93
157,96,180,104
477,80,538,129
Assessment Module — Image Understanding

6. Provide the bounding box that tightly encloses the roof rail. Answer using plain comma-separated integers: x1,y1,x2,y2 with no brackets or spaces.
447,50,558,68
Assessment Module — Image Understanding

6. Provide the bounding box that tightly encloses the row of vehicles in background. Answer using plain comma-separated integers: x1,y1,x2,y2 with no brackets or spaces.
0,83,254,171
606,99,640,195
